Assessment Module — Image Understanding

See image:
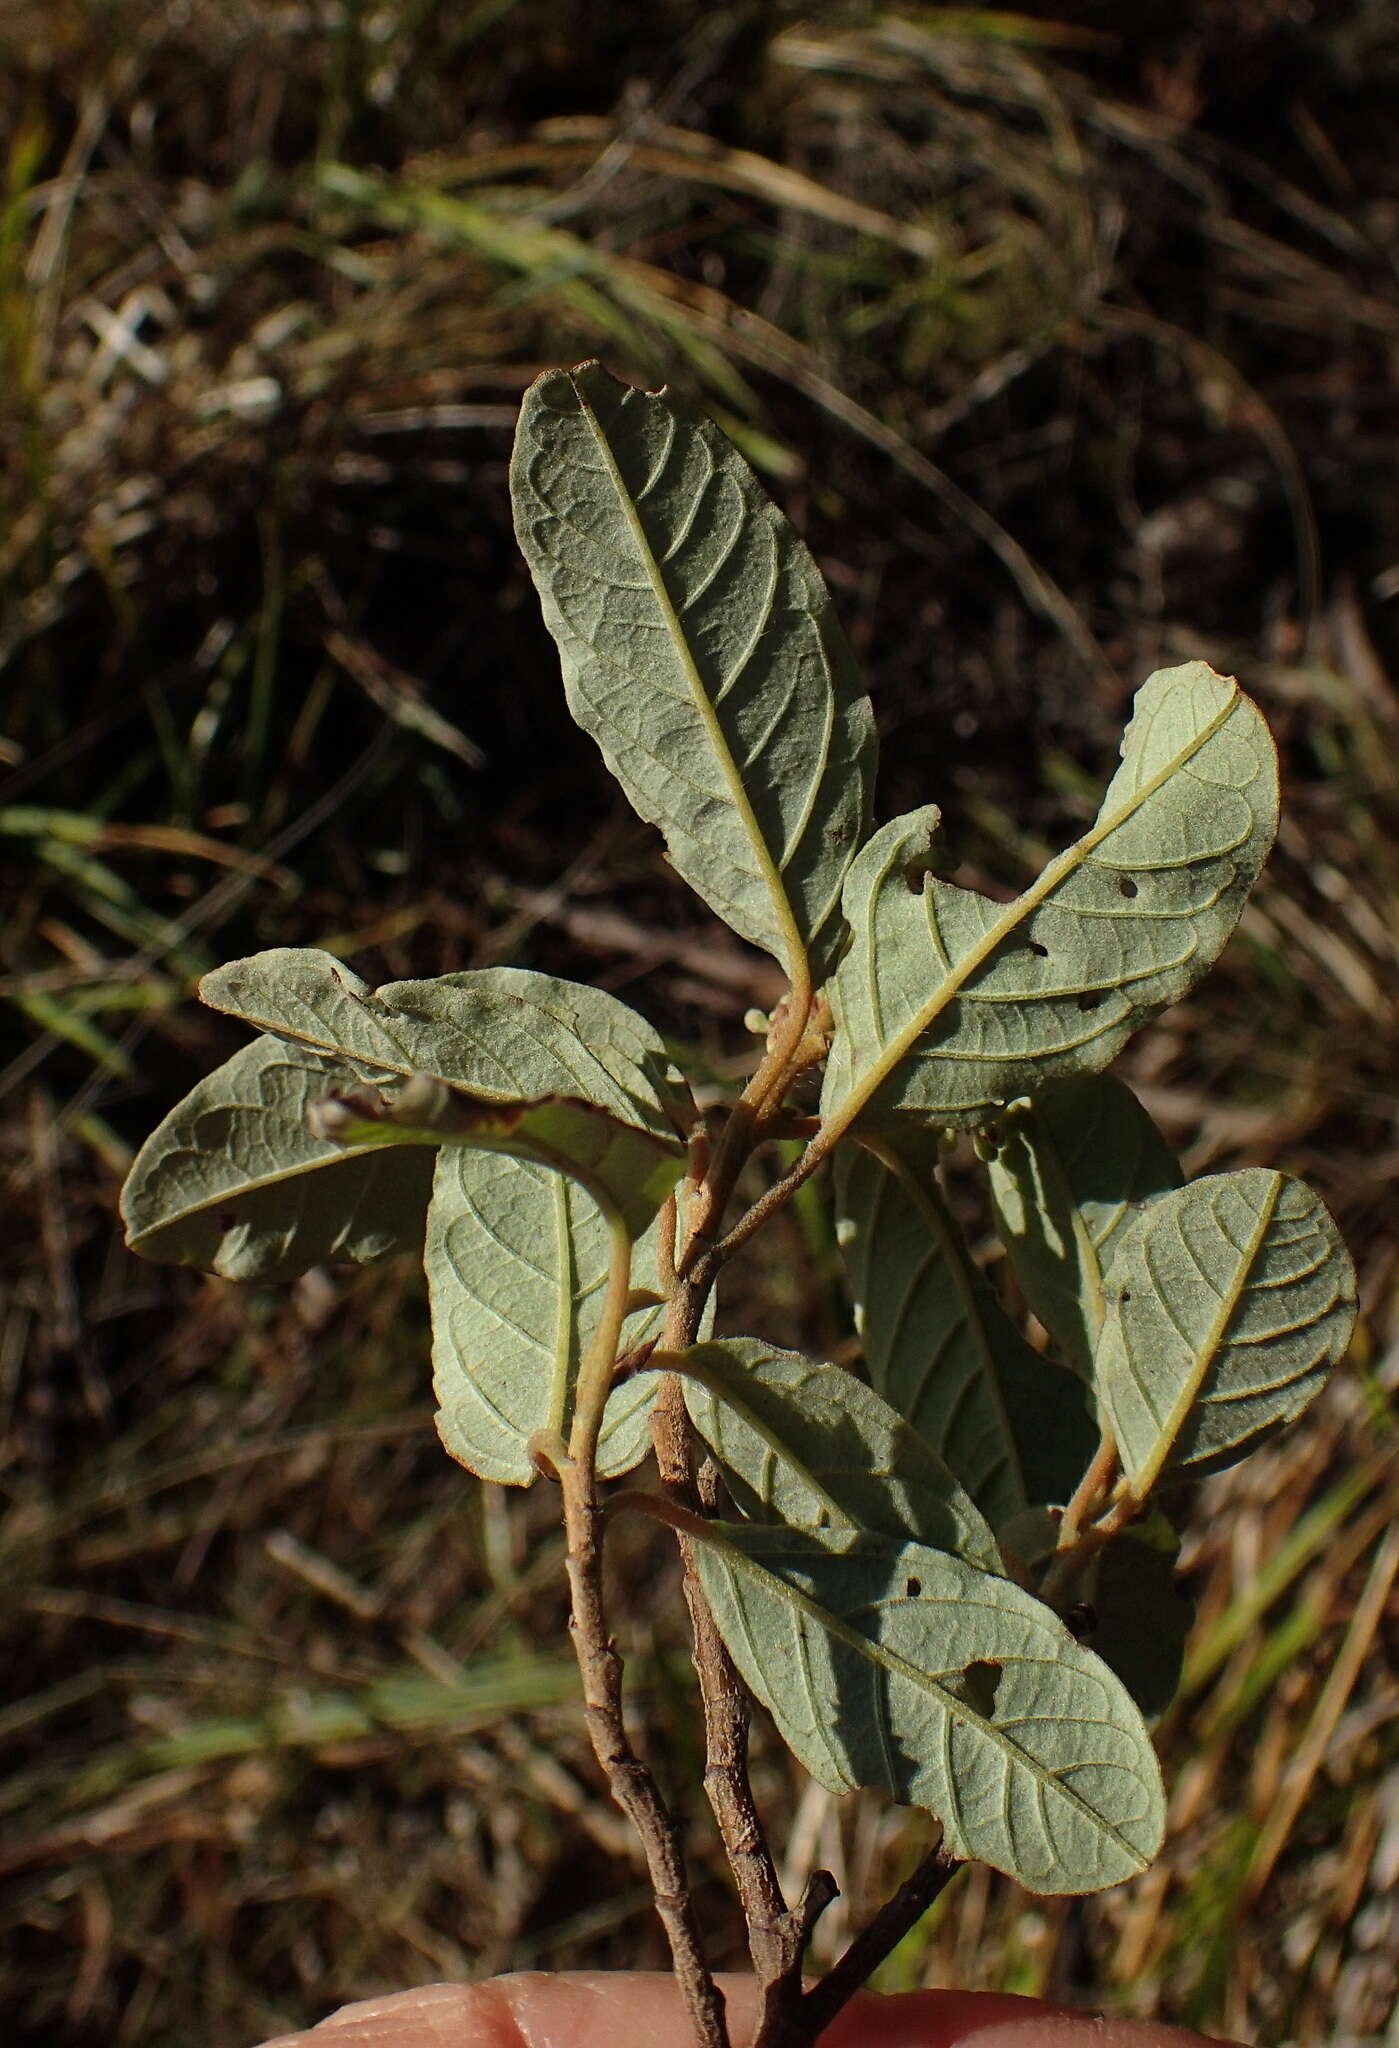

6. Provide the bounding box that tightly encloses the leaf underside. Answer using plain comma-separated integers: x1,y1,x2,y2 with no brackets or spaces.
1098,1168,1356,1494
200,950,686,1135
987,1074,1183,1381
120,1034,436,1282
694,1520,1165,1894
835,1134,1095,1528
823,662,1279,1131
429,1147,661,1485
678,1337,1001,1573
511,362,877,987
197,949,686,1234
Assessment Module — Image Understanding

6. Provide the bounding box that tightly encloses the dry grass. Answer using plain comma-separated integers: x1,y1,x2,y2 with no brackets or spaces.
2,4,1397,2044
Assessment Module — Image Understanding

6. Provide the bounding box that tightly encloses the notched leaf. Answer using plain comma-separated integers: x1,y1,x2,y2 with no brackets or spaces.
120,1034,436,1283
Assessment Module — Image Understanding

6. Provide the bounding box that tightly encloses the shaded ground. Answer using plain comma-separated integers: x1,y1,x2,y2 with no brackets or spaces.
1,6,1396,2045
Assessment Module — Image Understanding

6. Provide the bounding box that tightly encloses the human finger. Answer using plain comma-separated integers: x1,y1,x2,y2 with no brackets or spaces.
254,1970,1244,2048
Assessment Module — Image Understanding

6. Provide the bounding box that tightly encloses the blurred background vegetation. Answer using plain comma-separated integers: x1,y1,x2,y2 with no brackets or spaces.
1,2,1396,2043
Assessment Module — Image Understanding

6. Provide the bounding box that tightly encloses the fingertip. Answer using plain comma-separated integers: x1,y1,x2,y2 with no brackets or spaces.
254,1981,516,2046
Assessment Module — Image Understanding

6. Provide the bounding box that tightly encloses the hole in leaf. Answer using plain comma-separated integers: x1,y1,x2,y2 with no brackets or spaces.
905,1576,922,1598
1077,990,1103,1012
1119,1290,1132,1305
949,1659,1003,1718
1118,874,1139,899
1027,939,1048,958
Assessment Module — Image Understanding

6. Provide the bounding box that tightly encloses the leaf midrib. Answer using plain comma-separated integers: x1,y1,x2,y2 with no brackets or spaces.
711,1529,1152,1867
570,375,812,996
687,1360,858,1534
830,687,1243,1138
128,1141,390,1237
1127,1173,1282,1494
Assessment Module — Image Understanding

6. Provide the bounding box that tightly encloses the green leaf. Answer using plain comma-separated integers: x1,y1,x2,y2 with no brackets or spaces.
1097,1170,1356,1495
693,1521,1165,1894
987,1076,1183,1380
510,362,877,988
835,1134,1096,1528
822,663,1278,1132
676,1338,1001,1573
120,1035,436,1282
200,950,685,1136
198,949,686,1236
304,1072,681,1241
429,1147,663,1485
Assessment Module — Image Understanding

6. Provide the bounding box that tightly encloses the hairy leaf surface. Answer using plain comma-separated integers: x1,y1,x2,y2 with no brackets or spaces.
835,1135,1096,1527
201,950,684,1132
429,1148,662,1484
694,1522,1165,1894
987,1076,1182,1380
120,1035,435,1281
511,363,877,986
823,664,1278,1131
1098,1170,1356,1494
304,1074,680,1240
677,1338,1000,1572
199,949,686,1234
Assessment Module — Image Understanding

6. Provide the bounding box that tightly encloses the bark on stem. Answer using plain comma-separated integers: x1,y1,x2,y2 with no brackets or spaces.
656,1263,833,2045
800,1840,963,2039
559,1458,730,2048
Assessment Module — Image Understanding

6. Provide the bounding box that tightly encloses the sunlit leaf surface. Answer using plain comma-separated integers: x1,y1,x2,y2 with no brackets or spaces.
512,362,876,986
824,663,1278,1130
695,1520,1165,1894
1098,1169,1355,1494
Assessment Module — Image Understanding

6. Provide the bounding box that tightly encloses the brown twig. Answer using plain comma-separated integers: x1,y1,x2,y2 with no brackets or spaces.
558,1458,730,2048
653,1379,797,1967
800,1839,963,2039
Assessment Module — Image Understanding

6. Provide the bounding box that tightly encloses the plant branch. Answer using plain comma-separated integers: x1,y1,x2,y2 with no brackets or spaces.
653,1369,810,2044
1056,1428,1120,1552
800,1838,963,2040
554,1204,727,2048
568,1207,637,1470
651,1010,845,2046
558,1454,730,2048
706,1118,837,1268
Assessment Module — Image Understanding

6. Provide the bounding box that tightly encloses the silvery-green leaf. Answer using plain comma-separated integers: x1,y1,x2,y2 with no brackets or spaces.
429,1147,665,1485
1098,1170,1356,1495
120,1034,435,1282
199,949,686,1235
304,1072,681,1241
987,1076,1182,1380
510,362,877,986
823,664,1278,1131
677,1338,1001,1573
693,1521,1165,1894
200,950,686,1138
835,1134,1096,1528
